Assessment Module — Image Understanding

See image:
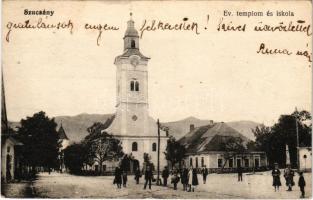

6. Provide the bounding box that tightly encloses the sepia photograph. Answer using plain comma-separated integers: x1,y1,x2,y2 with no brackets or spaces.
1,0,312,198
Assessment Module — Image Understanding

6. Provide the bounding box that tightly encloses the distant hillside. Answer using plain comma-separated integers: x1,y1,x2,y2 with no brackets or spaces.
162,117,211,140
8,114,260,142
226,120,260,140
8,113,114,142
54,113,114,142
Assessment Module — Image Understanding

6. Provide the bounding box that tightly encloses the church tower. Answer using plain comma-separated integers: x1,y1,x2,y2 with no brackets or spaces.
114,13,150,138
104,13,168,170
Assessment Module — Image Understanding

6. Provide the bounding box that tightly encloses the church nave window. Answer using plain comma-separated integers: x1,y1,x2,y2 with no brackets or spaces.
132,142,138,151
152,143,157,151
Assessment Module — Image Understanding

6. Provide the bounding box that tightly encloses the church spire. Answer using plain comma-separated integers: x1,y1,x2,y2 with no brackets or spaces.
58,122,68,140
1,70,8,134
124,12,139,50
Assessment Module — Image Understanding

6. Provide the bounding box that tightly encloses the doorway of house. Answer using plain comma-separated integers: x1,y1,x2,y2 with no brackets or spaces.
6,154,12,181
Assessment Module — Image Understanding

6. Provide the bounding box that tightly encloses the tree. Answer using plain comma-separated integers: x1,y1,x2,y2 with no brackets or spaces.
17,111,60,171
64,143,86,174
83,122,123,173
253,109,312,168
219,136,246,171
164,136,186,169
271,111,311,168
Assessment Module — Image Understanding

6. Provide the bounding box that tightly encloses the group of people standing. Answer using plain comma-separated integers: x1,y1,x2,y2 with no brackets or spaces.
114,164,209,192
161,165,209,192
115,165,155,190
272,163,306,198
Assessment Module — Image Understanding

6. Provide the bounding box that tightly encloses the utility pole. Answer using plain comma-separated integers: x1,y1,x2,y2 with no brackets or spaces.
157,119,161,185
295,107,300,170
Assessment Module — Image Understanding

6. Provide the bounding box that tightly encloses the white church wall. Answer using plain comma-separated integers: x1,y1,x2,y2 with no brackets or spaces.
119,136,168,171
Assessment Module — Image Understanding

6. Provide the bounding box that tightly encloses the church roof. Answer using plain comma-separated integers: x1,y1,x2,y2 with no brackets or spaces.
124,19,139,38
116,49,150,60
102,114,167,137
115,13,150,61
58,125,69,140
179,122,250,154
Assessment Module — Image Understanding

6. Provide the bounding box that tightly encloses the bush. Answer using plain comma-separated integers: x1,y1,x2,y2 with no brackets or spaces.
64,143,86,174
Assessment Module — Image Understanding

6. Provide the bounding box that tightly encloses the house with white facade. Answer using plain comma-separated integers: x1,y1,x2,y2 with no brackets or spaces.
179,122,267,172
298,146,311,172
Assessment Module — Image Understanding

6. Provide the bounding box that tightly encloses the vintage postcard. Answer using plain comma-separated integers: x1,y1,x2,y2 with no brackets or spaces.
1,0,312,198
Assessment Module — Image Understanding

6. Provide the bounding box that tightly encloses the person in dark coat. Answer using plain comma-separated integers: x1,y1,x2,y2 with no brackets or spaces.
272,163,281,192
134,168,141,184
122,171,128,187
162,166,170,186
181,166,189,191
298,171,306,198
114,167,122,189
171,168,180,190
191,167,199,192
284,164,295,191
202,165,209,184
237,165,243,182
144,165,153,190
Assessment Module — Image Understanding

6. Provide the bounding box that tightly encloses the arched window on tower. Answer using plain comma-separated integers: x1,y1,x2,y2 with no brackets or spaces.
152,143,157,152
132,142,138,151
130,81,135,91
135,81,139,91
131,40,136,48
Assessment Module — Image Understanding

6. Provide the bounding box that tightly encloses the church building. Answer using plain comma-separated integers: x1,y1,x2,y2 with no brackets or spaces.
103,14,168,171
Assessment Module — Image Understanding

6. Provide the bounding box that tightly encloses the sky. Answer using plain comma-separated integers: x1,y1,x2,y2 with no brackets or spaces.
2,1,312,125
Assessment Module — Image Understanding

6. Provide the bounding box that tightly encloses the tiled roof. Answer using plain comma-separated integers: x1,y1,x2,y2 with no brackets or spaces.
1,134,23,146
179,122,250,154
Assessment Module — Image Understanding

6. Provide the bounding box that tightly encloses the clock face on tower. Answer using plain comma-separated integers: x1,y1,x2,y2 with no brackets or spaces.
130,56,139,67
132,115,138,121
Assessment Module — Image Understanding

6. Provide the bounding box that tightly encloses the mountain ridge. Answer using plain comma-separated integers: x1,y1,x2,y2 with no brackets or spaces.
8,114,260,142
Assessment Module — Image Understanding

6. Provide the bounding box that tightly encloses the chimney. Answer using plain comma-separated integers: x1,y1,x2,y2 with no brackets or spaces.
190,124,195,131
